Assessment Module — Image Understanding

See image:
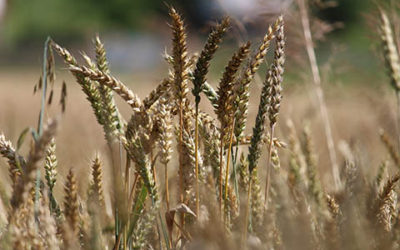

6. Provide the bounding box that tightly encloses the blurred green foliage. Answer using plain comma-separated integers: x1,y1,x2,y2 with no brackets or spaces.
2,0,374,46
315,0,370,25
3,0,159,46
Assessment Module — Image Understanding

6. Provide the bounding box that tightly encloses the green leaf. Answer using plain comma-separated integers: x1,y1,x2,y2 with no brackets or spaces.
16,127,30,151
127,183,148,238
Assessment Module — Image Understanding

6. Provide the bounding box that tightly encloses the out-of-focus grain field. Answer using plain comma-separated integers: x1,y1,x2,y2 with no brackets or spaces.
0,67,395,192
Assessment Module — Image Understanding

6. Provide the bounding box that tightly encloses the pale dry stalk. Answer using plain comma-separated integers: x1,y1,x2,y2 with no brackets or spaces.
297,0,340,189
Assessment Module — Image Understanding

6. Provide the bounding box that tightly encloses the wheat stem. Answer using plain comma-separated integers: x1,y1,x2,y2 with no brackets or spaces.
195,105,200,217
219,133,224,216
297,0,340,189
224,120,235,204
264,125,275,208
165,163,170,211
242,180,252,249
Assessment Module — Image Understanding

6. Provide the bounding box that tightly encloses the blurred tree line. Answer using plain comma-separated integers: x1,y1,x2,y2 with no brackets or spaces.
2,0,371,47
3,0,160,46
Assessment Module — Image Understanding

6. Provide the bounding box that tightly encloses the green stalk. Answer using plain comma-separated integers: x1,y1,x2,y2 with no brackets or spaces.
35,37,51,224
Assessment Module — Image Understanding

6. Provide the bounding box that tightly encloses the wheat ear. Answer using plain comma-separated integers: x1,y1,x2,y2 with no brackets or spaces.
264,19,285,207
89,155,105,206
69,65,142,112
379,9,400,149
169,7,189,227
234,16,283,141
95,36,124,134
0,134,25,189
64,169,79,232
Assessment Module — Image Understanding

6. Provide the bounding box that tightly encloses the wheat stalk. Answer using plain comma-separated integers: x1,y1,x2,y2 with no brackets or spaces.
297,0,340,189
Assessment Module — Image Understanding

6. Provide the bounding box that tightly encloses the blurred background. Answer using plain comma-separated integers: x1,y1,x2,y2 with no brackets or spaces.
0,0,376,71
0,0,398,190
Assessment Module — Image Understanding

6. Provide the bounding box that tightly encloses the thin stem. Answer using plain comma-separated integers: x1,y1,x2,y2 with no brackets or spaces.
178,101,185,228
264,125,275,208
242,180,252,250
165,162,170,211
113,231,122,250
123,225,127,250
38,37,51,137
35,37,51,225
125,154,131,196
297,0,340,189
232,143,240,200
396,91,400,150
194,104,200,217
219,132,224,216
151,150,157,187
224,120,235,202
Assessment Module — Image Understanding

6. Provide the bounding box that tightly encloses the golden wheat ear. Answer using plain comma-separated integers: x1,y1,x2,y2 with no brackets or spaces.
0,134,25,188
217,42,251,145
169,7,191,225
143,78,171,109
234,15,283,141
169,6,189,105
376,174,400,231
89,154,105,206
69,65,142,112
44,138,61,216
63,169,79,233
192,16,230,104
380,129,400,169
379,10,400,92
94,36,124,133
